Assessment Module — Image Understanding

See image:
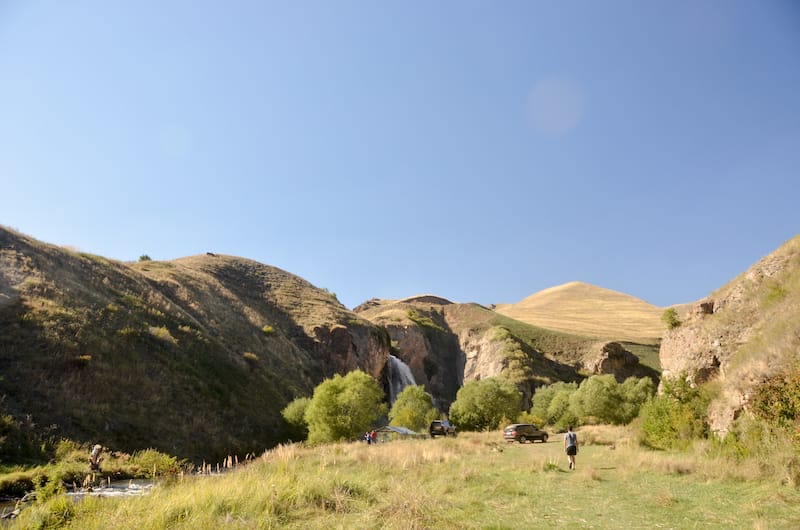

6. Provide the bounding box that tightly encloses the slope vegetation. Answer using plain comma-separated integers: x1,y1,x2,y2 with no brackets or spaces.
0,227,388,461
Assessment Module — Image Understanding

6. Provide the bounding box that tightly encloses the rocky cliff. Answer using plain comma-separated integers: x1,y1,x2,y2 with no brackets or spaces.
355,296,656,411
659,235,800,435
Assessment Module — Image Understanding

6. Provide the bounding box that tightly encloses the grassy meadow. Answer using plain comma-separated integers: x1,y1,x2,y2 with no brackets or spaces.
9,427,799,529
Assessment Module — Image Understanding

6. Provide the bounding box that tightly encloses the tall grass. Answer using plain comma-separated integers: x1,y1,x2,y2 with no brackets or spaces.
8,431,800,529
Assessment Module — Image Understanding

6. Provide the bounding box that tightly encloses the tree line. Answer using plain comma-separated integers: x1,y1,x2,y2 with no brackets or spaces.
281,370,670,444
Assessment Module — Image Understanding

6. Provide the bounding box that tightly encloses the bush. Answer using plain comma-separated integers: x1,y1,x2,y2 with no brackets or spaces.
571,375,655,425
639,396,700,450
661,308,681,330
530,382,578,427
388,385,438,433
139,255,152,262
129,449,181,477
449,377,520,431
282,397,311,441
305,371,387,444
750,371,800,434
262,324,275,335
0,412,50,464
242,351,259,364
638,376,708,450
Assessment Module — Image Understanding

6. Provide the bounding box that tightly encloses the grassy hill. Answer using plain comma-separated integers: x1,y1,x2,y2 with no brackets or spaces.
494,281,667,344
0,227,387,462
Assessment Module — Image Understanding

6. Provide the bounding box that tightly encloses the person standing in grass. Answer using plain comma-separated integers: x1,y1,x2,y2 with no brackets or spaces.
564,426,578,470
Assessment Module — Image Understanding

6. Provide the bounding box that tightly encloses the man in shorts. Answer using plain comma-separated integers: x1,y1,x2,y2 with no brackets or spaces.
564,426,578,470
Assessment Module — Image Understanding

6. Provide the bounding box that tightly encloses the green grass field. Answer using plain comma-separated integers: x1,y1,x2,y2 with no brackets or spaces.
9,427,799,529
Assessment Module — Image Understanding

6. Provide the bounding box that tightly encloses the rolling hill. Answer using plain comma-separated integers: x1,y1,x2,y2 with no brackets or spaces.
494,281,667,344
0,226,389,461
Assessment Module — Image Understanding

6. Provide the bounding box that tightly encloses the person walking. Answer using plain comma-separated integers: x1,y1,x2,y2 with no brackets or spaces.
564,426,578,470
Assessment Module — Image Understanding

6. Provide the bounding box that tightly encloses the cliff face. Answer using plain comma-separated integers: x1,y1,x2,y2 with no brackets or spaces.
0,227,390,460
356,298,588,411
659,235,800,435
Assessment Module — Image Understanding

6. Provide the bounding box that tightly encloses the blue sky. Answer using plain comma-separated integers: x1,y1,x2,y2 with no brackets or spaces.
2,1,798,309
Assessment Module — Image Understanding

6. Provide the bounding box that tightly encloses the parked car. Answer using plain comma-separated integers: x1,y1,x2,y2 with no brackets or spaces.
429,420,457,437
503,423,548,443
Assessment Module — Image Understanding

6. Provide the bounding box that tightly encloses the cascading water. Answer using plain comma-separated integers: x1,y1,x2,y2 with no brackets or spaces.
387,355,416,404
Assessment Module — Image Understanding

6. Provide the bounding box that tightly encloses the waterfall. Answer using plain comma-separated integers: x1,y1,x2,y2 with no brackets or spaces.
387,355,416,404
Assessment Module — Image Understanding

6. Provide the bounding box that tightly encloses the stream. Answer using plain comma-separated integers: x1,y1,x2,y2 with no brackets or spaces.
1,479,154,521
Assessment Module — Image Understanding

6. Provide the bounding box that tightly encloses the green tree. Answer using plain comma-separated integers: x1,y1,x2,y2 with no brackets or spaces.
548,389,579,432
639,396,699,450
570,375,625,424
304,371,387,444
448,377,520,431
530,381,578,426
281,397,311,441
619,376,656,423
570,375,655,425
639,374,708,449
661,307,681,330
388,385,438,433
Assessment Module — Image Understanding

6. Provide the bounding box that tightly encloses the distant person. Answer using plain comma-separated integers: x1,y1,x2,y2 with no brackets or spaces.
89,444,103,471
564,426,577,470
370,430,377,444
365,432,371,444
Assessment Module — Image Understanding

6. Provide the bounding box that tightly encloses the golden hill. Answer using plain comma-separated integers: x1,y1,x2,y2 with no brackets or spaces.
494,281,666,344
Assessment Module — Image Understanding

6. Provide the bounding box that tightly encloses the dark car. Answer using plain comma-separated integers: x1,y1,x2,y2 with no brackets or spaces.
429,420,457,437
503,423,548,443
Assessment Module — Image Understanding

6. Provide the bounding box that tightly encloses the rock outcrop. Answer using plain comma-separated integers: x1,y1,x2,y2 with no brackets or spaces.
586,342,642,378
355,297,585,411
659,234,800,436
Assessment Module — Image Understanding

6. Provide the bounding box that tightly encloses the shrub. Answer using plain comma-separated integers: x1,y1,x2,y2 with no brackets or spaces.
449,377,520,431
282,397,311,441
406,310,445,332
661,308,681,330
388,385,439,433
139,254,152,261
570,375,655,425
148,326,177,345
0,412,50,464
305,371,387,444
750,371,800,434
638,377,708,450
242,351,259,363
262,324,275,335
639,397,699,450
118,326,139,339
129,449,181,477
530,381,578,427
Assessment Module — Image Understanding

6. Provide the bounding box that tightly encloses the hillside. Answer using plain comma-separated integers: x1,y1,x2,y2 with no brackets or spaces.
356,295,658,411
494,281,666,344
0,227,389,461
659,234,800,436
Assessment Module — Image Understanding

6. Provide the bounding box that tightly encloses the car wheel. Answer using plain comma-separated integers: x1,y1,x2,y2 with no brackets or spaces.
542,434,548,442
519,435,527,443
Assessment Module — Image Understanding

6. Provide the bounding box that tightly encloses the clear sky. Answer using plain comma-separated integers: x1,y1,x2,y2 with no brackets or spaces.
2,1,798,309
